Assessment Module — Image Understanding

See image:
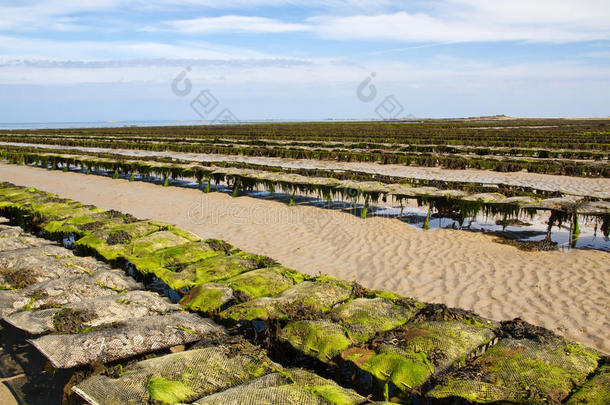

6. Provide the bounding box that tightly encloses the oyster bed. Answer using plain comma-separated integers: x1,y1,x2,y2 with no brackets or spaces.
0,183,608,404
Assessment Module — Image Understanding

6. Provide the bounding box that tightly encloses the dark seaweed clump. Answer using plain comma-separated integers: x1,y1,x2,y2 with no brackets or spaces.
106,230,132,245
207,239,235,254
412,303,480,323
499,318,558,343
2,268,38,289
53,308,96,334
493,236,557,252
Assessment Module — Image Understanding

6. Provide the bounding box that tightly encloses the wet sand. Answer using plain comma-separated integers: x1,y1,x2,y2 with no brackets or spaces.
1,163,608,354
2,142,609,197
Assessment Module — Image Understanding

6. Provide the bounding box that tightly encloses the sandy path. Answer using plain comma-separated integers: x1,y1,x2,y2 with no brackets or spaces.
2,142,609,197
1,164,608,353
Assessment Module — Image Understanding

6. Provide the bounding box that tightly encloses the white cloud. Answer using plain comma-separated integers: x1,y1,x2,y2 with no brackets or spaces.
165,15,310,34
312,0,610,43
0,35,273,61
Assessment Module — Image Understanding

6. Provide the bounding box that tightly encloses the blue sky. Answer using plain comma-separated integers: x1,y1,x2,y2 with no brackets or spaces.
0,0,609,122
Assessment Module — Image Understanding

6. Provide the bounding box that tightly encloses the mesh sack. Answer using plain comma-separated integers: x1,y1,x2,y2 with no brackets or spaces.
427,338,601,403
160,251,266,291
280,320,351,362
0,269,142,317
29,312,224,368
330,297,419,343
343,320,496,391
74,221,178,261
565,364,610,405
193,368,368,405
73,341,279,405
221,280,353,322
4,290,179,335
0,224,30,238
0,246,112,290
0,236,56,253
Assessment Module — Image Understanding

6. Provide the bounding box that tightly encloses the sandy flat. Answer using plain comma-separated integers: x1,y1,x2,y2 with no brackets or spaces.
2,142,609,197
1,163,608,354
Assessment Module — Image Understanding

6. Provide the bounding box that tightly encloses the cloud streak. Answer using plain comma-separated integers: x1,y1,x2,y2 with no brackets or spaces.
165,15,310,34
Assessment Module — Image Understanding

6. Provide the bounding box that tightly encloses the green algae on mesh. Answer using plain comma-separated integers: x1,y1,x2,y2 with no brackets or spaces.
304,384,362,405
280,320,351,362
134,242,226,290
351,346,433,391
193,368,367,405
330,298,418,343
565,364,610,405
124,230,200,269
220,280,353,322
160,251,263,290
427,338,601,404
43,213,101,235
313,275,354,291
147,375,196,404
180,284,234,313
289,368,367,405
350,320,495,391
74,221,172,260
366,290,406,302
227,266,308,299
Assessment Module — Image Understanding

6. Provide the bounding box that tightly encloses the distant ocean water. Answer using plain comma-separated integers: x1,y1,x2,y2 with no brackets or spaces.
0,119,367,130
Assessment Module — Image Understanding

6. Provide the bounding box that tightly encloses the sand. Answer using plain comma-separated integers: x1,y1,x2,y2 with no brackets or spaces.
2,142,609,197
1,163,608,354
0,383,18,405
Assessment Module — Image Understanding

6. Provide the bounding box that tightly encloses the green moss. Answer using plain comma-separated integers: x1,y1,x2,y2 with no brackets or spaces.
331,298,417,343
366,290,404,302
146,376,195,404
566,364,610,405
427,378,511,403
43,209,106,236
359,348,433,390
430,338,600,403
305,385,360,405
75,221,172,261
313,275,354,292
563,343,601,362
423,207,431,230
346,320,495,393
157,252,262,289
179,284,233,313
227,266,306,299
95,280,126,293
221,281,352,322
281,320,351,362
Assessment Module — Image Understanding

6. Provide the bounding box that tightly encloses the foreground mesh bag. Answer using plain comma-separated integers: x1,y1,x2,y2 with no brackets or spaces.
72,339,280,405
221,279,353,322
565,363,610,405
4,290,179,335
0,269,142,317
330,297,422,343
74,221,185,261
427,338,601,403
0,245,113,290
29,312,223,368
179,266,307,312
192,368,370,405
342,320,496,391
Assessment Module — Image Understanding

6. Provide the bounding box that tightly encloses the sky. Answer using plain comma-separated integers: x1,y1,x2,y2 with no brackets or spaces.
0,0,609,123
